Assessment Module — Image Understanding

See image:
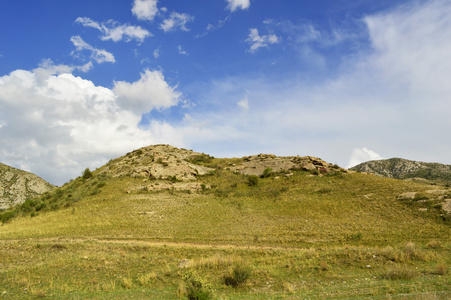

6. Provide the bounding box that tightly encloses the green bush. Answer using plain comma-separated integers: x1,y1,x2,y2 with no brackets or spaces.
20,199,37,212
0,210,17,224
247,175,259,186
82,168,93,179
97,181,107,188
183,271,213,300
224,264,252,287
261,167,273,178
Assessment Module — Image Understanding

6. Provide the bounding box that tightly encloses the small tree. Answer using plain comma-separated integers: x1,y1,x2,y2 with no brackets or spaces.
82,168,93,179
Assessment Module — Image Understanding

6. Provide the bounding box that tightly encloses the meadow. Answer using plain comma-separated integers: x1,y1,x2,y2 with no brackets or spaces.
0,165,449,299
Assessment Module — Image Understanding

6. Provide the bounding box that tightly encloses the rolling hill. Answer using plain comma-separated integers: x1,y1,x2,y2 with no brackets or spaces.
0,162,54,210
0,145,449,299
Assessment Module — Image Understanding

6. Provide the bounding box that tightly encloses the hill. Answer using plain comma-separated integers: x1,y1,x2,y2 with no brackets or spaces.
350,158,451,183
0,162,55,210
0,145,449,299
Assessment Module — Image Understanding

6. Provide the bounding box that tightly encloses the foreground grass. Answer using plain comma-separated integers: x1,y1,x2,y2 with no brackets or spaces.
0,239,449,299
0,170,450,298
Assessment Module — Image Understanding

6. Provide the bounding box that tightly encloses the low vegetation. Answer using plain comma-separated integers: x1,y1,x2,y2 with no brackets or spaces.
0,148,450,299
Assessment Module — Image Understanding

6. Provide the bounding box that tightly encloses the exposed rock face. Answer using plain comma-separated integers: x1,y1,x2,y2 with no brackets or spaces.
228,154,347,176
350,158,451,182
95,145,349,194
0,163,55,210
98,144,214,181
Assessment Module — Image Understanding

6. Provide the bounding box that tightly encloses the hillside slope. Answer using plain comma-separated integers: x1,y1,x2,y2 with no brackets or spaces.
0,162,55,210
350,158,451,182
0,145,449,299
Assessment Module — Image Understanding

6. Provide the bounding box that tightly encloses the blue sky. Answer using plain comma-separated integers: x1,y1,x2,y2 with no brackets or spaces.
1,0,450,185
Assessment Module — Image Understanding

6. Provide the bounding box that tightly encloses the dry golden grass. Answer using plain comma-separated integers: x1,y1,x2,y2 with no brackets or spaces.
0,168,449,299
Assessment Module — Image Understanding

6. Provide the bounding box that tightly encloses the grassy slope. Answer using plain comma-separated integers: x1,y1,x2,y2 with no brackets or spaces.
0,166,450,299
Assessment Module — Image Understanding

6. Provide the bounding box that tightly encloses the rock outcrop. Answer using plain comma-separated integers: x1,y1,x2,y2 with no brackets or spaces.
350,158,451,182
98,144,214,181
0,163,55,210
227,154,347,176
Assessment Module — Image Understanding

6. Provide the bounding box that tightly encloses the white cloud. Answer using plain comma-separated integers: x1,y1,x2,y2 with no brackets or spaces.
226,0,250,12
237,97,249,111
165,0,451,167
132,0,158,21
177,45,188,55
347,148,384,168
74,16,102,31
245,28,280,53
71,36,115,64
75,17,151,43
160,12,194,32
113,69,181,114
153,49,160,58
76,62,94,73
0,66,181,185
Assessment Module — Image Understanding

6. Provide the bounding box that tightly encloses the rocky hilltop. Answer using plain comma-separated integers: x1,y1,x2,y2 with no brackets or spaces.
96,144,348,193
351,158,451,182
0,163,55,210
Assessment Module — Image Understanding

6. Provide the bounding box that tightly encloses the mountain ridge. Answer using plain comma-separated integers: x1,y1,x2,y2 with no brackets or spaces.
350,157,451,183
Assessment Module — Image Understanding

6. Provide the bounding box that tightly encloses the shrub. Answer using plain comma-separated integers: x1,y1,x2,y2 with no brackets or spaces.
82,168,93,179
247,175,259,186
183,271,213,300
261,167,273,178
97,181,107,188
224,264,252,287
20,199,37,212
0,210,17,224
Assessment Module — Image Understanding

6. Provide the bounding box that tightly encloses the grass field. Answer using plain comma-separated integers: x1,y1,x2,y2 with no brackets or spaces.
0,164,450,299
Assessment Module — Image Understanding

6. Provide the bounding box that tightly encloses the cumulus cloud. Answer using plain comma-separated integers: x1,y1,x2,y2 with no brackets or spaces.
132,0,158,21
75,17,151,43
113,69,181,114
347,148,384,168
0,66,181,185
245,28,280,53
71,35,116,63
226,0,250,12
160,12,194,32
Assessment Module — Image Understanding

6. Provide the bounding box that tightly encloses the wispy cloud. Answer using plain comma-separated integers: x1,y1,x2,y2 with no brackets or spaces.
196,16,230,38
177,45,188,55
70,36,115,63
160,12,194,32
157,0,451,166
245,28,280,53
75,17,151,43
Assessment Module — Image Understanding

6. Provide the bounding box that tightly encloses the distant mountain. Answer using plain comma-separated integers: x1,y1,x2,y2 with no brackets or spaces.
350,158,451,182
0,162,55,210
